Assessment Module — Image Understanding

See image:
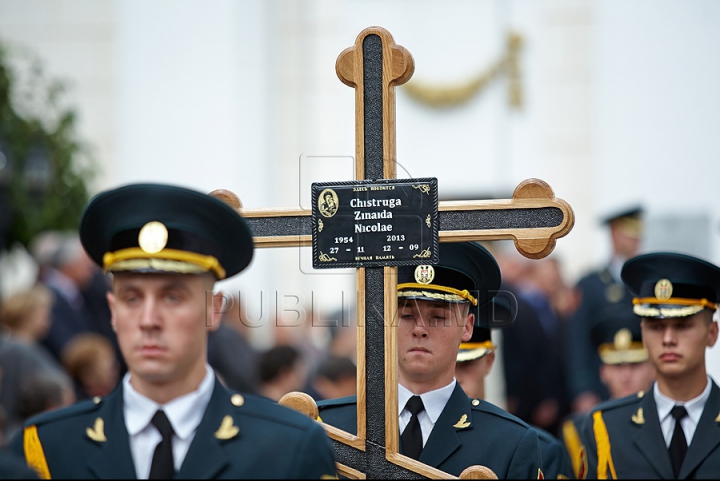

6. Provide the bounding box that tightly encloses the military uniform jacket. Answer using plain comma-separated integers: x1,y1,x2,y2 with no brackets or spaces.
566,266,636,400
12,377,336,479
534,426,574,479
318,383,543,478
578,381,720,479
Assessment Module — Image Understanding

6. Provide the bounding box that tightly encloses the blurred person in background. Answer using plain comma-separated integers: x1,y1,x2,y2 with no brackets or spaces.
0,285,71,438
259,345,306,402
455,297,573,479
561,319,655,478
493,242,572,435
566,207,643,414
7,373,75,443
310,355,356,401
61,333,119,401
35,233,101,360
207,295,259,394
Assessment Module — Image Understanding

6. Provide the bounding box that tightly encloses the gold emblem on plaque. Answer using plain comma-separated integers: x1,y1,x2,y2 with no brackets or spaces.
413,184,430,195
613,328,632,350
318,219,324,232
654,279,673,301
318,189,339,218
426,214,431,228
415,265,434,284
138,221,168,254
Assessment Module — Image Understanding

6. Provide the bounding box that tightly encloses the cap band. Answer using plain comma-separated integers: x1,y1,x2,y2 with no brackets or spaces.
457,340,496,362
397,283,478,306
598,342,648,365
103,247,226,279
632,297,717,311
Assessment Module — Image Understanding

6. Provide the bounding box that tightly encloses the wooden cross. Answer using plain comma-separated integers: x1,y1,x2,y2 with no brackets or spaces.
218,27,574,479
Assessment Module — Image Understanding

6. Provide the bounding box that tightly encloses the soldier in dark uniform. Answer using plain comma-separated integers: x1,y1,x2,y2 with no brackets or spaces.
318,242,543,478
562,311,655,478
455,297,574,479
578,252,720,479
566,207,644,413
12,183,336,479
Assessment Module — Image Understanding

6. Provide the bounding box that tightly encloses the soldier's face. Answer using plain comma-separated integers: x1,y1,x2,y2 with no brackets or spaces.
641,311,718,380
599,361,656,399
397,299,473,393
108,272,221,395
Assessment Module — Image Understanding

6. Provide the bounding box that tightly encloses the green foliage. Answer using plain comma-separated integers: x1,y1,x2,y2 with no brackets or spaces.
0,43,94,249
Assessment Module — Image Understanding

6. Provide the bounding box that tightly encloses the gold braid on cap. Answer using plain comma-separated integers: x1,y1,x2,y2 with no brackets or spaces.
632,297,717,310
397,283,478,306
457,340,496,363
633,296,716,318
103,247,226,279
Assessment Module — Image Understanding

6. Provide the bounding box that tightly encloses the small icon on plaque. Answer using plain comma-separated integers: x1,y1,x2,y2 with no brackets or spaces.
415,265,435,284
138,221,168,254
318,188,339,218
654,279,673,301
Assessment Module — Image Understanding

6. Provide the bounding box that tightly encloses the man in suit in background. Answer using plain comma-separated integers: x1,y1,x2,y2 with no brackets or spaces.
13,183,336,479
319,242,543,478
579,252,720,478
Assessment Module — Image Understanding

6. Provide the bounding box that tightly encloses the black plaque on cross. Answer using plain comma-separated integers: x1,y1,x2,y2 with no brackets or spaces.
220,27,575,479
312,178,439,269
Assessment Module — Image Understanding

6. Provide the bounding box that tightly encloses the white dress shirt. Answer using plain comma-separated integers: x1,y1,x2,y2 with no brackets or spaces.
399,380,456,447
654,377,711,448
123,366,215,479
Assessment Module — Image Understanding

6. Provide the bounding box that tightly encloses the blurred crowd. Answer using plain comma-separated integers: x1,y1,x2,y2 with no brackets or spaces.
0,207,651,447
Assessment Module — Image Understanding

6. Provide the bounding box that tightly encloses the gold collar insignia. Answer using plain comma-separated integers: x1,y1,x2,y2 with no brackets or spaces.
631,408,645,425
715,411,720,422
86,417,107,442
214,415,239,440
453,414,471,429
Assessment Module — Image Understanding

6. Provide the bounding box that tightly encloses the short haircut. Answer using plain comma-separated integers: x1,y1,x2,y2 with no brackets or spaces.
259,345,301,384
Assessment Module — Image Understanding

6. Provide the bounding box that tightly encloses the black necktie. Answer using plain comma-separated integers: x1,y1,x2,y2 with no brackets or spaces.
149,410,175,479
668,405,688,478
401,396,425,460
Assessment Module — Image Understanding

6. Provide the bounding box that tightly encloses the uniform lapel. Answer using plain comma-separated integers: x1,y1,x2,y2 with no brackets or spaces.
678,381,720,478
417,383,467,468
175,378,231,479
87,385,138,479
632,390,675,479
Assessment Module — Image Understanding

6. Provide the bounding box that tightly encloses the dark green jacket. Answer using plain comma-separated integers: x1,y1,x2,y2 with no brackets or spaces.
318,383,542,478
12,377,336,479
579,381,720,479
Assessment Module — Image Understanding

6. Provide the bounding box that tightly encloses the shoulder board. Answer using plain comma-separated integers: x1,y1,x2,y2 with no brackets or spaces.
25,398,100,427
317,395,357,409
591,392,642,413
472,399,531,429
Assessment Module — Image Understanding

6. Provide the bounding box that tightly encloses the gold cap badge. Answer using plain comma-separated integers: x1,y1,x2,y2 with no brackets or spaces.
654,279,673,301
138,221,168,254
414,265,435,284
613,328,632,350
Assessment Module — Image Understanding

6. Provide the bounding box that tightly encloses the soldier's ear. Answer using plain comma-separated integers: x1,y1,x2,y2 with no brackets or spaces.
107,291,117,331
707,319,718,348
461,313,474,341
206,291,225,332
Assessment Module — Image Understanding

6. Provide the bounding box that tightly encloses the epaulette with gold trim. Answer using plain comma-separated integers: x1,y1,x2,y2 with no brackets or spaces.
589,392,642,415
23,397,101,427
